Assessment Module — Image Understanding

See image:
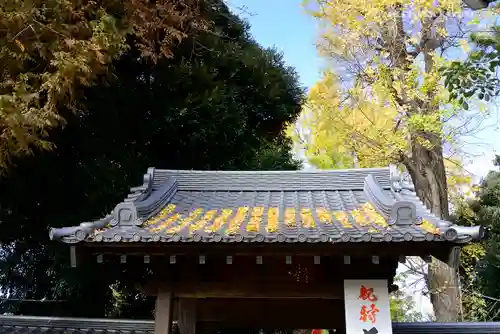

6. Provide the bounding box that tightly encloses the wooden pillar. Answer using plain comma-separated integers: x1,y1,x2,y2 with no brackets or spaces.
154,286,173,334
178,298,197,334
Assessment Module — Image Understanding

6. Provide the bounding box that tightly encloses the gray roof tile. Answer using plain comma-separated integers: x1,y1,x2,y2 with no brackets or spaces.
1,316,500,334
0,316,153,334
150,168,392,191
49,167,485,244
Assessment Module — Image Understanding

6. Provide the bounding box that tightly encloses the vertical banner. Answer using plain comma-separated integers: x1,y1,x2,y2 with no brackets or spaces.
344,279,393,334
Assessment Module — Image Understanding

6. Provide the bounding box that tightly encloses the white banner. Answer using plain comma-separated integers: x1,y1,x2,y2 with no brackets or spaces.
344,279,393,334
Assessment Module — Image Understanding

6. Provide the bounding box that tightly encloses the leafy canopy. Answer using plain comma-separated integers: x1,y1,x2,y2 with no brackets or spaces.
296,0,490,170
0,0,304,317
390,274,425,323
451,156,500,321
442,24,500,103
293,0,496,321
291,0,489,203
0,0,206,171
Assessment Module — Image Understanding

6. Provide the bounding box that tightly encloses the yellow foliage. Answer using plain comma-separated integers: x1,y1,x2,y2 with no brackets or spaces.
0,0,207,172
445,158,474,198
298,0,491,321
293,0,482,197
303,71,407,168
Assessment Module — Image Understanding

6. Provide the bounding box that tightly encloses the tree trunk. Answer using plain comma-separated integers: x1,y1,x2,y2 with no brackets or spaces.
403,137,461,322
428,258,461,322
405,136,449,217
388,5,462,321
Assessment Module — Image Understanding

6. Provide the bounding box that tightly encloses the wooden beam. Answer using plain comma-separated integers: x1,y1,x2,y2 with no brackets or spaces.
172,282,342,299
83,241,453,259
70,246,77,268
154,286,173,334
178,298,196,334
422,254,432,263
136,254,398,298
390,284,399,293
448,246,461,270
195,299,345,328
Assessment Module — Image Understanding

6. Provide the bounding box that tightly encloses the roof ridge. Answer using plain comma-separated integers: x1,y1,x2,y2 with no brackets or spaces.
155,167,390,173
151,167,392,192
0,315,154,325
0,315,154,332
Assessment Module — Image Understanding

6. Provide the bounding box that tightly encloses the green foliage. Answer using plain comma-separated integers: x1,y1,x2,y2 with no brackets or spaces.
390,276,424,323
451,155,500,321
452,196,488,321
442,26,500,104
460,244,488,321
0,0,304,317
390,294,424,322
473,169,500,314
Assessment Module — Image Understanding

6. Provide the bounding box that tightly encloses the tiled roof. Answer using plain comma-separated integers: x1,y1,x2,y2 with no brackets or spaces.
49,167,484,244
0,316,153,334
391,322,500,333
0,316,499,334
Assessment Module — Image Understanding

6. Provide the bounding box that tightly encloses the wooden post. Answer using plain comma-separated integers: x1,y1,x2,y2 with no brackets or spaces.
178,298,197,334
154,286,173,334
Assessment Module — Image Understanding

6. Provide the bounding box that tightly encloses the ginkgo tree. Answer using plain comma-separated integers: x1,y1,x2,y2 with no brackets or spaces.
295,0,495,321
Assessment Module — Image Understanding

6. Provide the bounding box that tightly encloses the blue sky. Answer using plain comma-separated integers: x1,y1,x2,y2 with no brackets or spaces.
226,0,499,178
226,0,323,89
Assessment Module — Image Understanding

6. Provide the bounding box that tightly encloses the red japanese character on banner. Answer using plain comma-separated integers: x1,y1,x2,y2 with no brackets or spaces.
359,304,380,324
360,305,368,322
359,285,377,302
